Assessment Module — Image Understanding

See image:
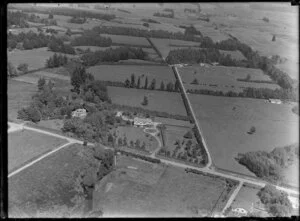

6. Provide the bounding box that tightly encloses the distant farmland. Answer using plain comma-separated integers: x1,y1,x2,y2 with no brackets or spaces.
107,86,187,116
178,65,280,93
87,65,175,89
189,94,299,183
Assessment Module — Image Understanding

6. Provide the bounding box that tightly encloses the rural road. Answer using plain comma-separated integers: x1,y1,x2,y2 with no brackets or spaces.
221,181,244,214
172,65,213,169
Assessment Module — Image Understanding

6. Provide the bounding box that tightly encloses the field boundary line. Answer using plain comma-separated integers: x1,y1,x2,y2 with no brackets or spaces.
221,181,244,214
8,142,73,178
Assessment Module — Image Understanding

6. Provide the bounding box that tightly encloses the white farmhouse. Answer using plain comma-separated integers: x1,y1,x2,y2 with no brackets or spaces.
72,108,87,119
232,208,248,216
268,99,282,104
133,117,153,127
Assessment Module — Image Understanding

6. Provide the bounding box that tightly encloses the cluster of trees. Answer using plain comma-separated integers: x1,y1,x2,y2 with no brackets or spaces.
45,53,69,68
141,18,160,24
143,23,149,28
7,62,29,78
116,136,147,152
199,36,294,90
166,47,246,67
187,87,297,101
26,13,57,25
48,37,76,54
92,26,202,42
184,25,203,37
8,31,52,50
123,74,180,92
69,16,87,24
153,10,174,18
257,185,292,217
21,6,116,21
80,46,147,66
192,126,208,165
236,144,299,184
70,31,112,47
117,8,131,14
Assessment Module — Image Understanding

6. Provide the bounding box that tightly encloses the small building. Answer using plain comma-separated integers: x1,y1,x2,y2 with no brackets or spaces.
72,108,87,119
268,99,282,104
133,117,153,127
116,111,123,118
232,208,248,216
288,196,299,209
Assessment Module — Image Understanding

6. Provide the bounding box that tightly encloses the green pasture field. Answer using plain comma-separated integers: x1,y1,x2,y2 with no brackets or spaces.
188,94,299,183
178,65,280,93
93,156,229,217
7,80,37,122
100,34,151,47
8,47,77,71
87,64,175,88
8,129,68,173
8,144,91,217
107,86,187,116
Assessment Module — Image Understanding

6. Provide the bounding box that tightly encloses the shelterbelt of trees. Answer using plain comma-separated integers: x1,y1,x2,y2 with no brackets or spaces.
167,37,294,91
92,26,203,42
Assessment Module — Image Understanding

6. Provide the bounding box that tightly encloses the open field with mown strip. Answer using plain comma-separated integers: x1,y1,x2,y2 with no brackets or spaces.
8,144,91,217
8,80,37,122
188,94,299,185
100,34,151,47
8,129,68,173
150,37,200,58
93,155,230,217
108,86,187,116
178,65,280,93
87,65,175,88
8,47,78,71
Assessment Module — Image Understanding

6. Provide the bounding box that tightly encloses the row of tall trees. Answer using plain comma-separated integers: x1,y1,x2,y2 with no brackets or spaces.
187,86,297,101
45,53,69,68
48,37,76,54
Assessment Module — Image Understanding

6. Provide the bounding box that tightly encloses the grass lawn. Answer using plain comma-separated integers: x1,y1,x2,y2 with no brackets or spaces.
100,34,151,47
93,156,229,217
7,47,77,71
188,94,299,182
8,144,91,217
113,126,158,153
87,65,175,89
178,65,280,93
8,129,68,173
107,86,187,116
7,80,37,122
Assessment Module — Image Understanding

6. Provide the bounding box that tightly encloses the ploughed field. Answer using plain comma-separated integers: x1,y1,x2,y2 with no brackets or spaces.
178,65,280,93
87,65,175,88
107,86,187,116
188,94,299,185
93,155,229,217
8,129,68,173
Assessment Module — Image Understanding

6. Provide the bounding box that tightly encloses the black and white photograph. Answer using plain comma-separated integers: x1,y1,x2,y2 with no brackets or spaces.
5,2,299,218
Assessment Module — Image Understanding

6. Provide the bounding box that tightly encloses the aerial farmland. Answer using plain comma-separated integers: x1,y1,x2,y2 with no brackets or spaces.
7,2,298,218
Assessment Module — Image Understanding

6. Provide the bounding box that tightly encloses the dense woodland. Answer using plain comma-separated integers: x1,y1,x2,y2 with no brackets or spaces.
80,46,147,66
236,143,299,184
257,185,293,216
